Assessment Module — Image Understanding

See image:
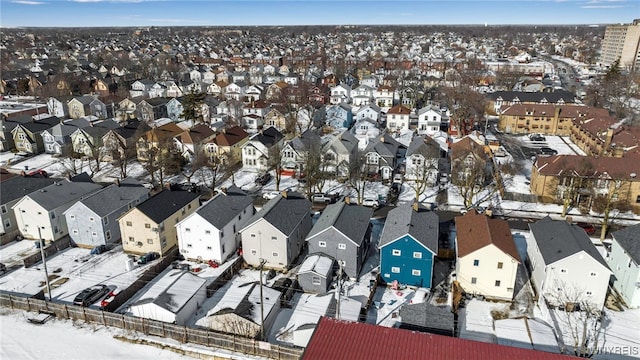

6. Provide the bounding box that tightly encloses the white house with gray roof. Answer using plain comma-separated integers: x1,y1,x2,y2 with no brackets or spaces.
528,217,612,309
176,186,254,264
12,177,103,241
1,176,55,244
607,224,640,308
127,268,207,326
239,192,312,271
63,178,149,248
305,200,373,279
404,134,441,184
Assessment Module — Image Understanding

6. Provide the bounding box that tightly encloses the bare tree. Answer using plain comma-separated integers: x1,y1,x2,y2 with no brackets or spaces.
59,145,88,178
590,178,632,241
405,146,440,202
550,283,605,358
301,142,331,198
450,153,493,209
345,152,369,205
267,143,284,191
551,158,594,217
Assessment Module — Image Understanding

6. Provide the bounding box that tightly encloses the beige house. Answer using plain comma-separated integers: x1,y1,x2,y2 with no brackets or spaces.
205,126,249,164
119,189,200,256
531,155,640,214
455,211,521,300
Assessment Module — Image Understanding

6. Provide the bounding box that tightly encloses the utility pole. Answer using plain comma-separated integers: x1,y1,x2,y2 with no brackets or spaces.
37,227,52,301
336,261,343,320
258,258,267,341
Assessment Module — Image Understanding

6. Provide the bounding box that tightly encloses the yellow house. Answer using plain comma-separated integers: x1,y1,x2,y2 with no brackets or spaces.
205,126,249,164
531,155,640,214
136,122,183,162
498,104,610,136
119,189,200,256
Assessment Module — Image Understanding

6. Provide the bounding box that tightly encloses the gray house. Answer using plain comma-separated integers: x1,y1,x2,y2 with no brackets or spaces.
305,200,373,279
41,118,90,155
63,178,149,248
0,175,55,244
298,254,335,294
239,191,312,271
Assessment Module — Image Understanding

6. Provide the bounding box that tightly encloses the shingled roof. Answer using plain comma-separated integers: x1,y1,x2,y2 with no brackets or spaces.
307,201,373,246
244,192,311,236
135,189,199,224
194,186,253,229
611,224,640,264
379,203,439,253
455,210,521,262
529,216,609,269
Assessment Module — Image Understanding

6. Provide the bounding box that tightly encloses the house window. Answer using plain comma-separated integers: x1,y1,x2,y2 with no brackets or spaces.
391,267,400,273
89,217,94,222
636,195,640,204
220,230,224,238
106,231,111,240
471,277,477,284
145,223,151,229
413,252,422,259
495,280,501,287
0,205,6,214
128,237,134,242
590,272,597,277
103,217,108,225
312,276,321,285
272,251,279,257
69,214,75,219
185,228,191,232
251,233,256,238
72,229,78,234
560,269,567,273
319,241,327,247
4,219,10,228
412,269,421,276
205,230,211,234
473,259,479,266
147,239,153,244
92,232,97,237
206,246,212,250
497,262,503,269
161,237,167,248
392,249,401,256
271,236,277,241
586,291,593,296
338,243,346,250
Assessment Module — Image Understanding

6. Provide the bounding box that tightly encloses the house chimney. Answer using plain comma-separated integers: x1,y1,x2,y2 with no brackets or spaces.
602,127,615,156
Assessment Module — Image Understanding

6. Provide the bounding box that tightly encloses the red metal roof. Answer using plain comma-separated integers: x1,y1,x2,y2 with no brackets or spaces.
303,317,578,360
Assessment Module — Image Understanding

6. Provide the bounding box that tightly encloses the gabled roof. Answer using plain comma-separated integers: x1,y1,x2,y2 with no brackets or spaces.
406,134,441,158
364,133,402,159
611,224,640,264
488,90,576,104
299,254,334,276
22,179,102,210
250,127,284,147
379,203,439,253
1,176,56,204
131,269,206,314
307,201,373,246
243,192,310,236
304,317,578,360
455,210,520,262
387,104,411,115
179,123,215,144
289,129,321,152
398,302,455,334
451,136,487,161
534,155,640,181
213,126,249,147
193,186,253,229
529,217,609,269
68,178,148,217
134,189,199,224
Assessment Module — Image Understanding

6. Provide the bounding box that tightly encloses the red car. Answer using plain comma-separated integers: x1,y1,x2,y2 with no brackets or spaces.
577,222,596,235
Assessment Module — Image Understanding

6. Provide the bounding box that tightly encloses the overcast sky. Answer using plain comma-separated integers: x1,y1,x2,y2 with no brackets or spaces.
1,0,637,28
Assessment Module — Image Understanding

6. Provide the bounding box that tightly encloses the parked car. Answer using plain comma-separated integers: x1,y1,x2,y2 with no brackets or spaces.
255,173,272,186
262,190,281,200
100,287,118,309
312,193,339,204
73,284,111,307
577,222,596,235
137,252,159,265
362,197,380,208
538,147,558,155
529,134,546,141
90,245,107,255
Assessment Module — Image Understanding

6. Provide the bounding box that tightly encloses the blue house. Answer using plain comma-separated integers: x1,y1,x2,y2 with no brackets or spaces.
378,203,439,287
325,103,353,129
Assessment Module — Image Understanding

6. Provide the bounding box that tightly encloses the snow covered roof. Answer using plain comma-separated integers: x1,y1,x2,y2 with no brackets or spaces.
298,255,334,277
131,269,206,314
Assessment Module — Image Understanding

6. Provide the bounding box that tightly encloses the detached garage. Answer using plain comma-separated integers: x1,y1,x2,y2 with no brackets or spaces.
298,254,334,294
128,269,207,325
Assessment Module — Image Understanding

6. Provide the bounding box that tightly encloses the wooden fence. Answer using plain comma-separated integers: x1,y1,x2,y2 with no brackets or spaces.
0,293,303,360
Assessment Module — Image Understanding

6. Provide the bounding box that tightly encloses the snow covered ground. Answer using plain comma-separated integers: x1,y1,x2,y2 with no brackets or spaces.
0,307,266,360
